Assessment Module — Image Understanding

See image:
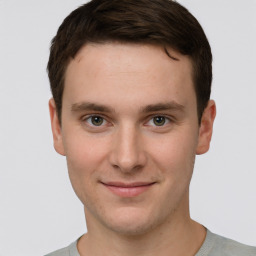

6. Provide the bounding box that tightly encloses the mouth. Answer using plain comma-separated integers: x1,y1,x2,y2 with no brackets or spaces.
101,181,156,197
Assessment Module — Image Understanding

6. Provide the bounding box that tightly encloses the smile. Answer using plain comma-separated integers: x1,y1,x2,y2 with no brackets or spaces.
101,182,156,197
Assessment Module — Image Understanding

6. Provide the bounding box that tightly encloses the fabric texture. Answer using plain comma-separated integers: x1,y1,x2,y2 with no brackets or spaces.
195,230,256,256
45,229,256,256
45,240,79,256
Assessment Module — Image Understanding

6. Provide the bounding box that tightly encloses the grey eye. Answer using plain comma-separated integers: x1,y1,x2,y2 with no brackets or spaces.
153,116,166,126
90,116,104,126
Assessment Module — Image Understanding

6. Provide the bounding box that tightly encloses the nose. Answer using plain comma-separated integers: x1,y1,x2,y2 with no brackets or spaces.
109,124,147,173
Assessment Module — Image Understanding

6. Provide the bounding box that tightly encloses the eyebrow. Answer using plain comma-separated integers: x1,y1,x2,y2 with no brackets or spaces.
71,101,184,114
71,102,114,113
141,101,184,113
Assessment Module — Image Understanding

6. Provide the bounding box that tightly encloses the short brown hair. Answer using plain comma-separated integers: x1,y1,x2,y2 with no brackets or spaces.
47,0,212,124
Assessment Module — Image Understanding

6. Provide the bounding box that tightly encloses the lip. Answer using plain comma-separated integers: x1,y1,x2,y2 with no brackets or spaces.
101,181,155,197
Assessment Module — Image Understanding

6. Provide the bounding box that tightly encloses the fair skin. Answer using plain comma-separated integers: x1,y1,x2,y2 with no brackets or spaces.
49,43,216,256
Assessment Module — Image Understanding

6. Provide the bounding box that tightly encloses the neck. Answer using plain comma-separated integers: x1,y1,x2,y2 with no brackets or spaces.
78,196,206,256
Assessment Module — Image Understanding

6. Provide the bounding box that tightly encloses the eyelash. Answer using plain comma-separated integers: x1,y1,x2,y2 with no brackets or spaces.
82,114,172,128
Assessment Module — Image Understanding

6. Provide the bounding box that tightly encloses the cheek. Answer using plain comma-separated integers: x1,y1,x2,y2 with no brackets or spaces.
152,130,197,157
147,130,198,181
141,132,197,219
64,132,109,169
63,133,110,199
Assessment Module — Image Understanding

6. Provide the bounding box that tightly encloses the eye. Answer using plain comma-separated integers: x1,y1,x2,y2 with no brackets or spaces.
153,116,166,126
85,115,106,126
147,116,170,127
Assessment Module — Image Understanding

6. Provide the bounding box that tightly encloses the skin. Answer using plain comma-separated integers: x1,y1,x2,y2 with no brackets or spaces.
49,43,216,256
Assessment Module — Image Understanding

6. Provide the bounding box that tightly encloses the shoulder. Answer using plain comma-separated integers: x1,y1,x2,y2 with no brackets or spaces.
44,246,69,256
197,229,256,256
213,234,256,256
44,240,80,256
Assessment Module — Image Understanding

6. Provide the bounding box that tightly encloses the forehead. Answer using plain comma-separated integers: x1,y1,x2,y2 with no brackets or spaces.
63,43,195,111
67,42,192,78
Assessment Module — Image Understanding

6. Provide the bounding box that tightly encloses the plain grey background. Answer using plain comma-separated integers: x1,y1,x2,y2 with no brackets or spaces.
0,0,256,255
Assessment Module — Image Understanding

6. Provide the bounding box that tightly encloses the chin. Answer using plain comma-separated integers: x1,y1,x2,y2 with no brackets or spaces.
101,206,167,237
107,220,156,237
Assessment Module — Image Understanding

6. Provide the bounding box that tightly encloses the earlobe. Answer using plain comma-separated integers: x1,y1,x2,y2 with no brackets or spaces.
196,100,216,155
49,98,65,156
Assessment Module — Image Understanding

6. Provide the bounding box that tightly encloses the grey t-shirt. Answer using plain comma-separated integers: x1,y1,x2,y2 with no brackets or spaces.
45,229,256,256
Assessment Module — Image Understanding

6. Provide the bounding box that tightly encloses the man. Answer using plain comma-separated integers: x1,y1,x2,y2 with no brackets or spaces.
46,0,256,255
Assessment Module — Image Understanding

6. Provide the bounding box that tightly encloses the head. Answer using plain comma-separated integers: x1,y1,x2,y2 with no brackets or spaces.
48,0,216,237
47,0,212,125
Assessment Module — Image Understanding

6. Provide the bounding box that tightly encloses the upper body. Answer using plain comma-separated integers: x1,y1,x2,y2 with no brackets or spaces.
46,229,256,256
46,0,254,255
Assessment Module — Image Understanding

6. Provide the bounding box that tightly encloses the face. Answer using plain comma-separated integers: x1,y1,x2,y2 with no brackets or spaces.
50,43,215,236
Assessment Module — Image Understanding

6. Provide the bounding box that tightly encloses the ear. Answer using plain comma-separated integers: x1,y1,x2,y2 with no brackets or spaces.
196,100,216,155
49,98,65,156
